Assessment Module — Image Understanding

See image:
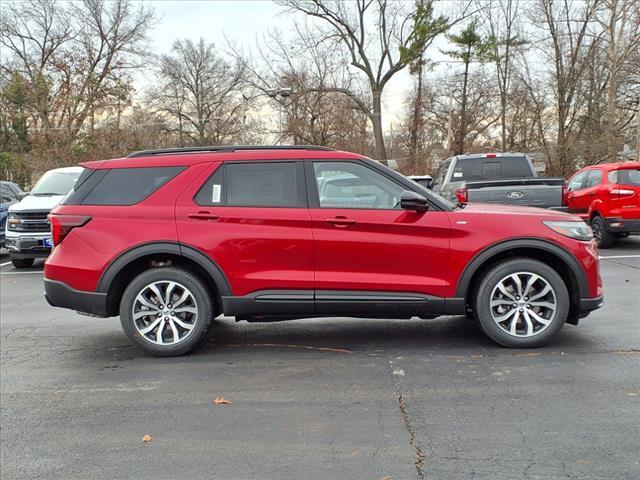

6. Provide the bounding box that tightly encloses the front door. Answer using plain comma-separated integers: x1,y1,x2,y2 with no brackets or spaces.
306,160,451,316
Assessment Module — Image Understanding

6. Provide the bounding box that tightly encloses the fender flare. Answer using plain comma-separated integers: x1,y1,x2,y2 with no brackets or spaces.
454,238,590,298
96,241,232,296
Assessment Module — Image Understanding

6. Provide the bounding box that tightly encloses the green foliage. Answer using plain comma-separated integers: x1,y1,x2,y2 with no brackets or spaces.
400,0,449,69
443,22,494,64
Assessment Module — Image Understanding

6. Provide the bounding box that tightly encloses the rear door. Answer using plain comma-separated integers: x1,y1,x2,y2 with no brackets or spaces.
175,161,314,310
306,160,451,316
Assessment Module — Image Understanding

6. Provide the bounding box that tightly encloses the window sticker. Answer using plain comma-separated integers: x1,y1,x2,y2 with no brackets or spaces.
212,184,221,203
453,171,463,178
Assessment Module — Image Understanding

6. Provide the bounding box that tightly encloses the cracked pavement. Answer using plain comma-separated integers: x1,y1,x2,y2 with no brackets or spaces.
1,238,639,479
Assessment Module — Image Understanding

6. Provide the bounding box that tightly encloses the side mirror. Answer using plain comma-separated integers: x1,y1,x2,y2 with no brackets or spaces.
18,191,30,200
400,190,429,212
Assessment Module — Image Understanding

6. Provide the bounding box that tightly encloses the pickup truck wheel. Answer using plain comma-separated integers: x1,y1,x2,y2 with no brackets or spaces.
591,215,614,248
11,257,34,269
119,267,214,357
473,258,569,348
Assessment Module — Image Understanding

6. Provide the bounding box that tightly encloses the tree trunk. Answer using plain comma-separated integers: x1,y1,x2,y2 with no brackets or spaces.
605,0,619,163
457,51,471,155
408,61,424,174
371,89,387,161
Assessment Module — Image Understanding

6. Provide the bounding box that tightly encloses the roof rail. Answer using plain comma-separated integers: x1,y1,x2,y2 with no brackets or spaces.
127,145,335,158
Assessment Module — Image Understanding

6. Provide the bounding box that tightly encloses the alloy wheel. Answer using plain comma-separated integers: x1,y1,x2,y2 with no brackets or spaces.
489,271,557,338
132,280,198,345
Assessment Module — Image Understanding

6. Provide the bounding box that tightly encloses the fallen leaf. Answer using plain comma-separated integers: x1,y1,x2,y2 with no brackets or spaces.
214,396,232,405
141,434,152,443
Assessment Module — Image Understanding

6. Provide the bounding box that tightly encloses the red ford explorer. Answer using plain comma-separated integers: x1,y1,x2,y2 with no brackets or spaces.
44,146,603,356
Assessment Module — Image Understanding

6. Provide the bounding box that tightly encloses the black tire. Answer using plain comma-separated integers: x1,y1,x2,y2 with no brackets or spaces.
11,257,34,269
473,258,569,348
591,215,614,248
119,267,214,357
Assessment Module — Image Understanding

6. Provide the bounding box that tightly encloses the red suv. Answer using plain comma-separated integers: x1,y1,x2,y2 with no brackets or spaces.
44,146,603,356
566,162,640,247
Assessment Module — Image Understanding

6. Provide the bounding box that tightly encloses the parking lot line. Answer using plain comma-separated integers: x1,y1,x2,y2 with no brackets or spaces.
0,261,11,267
0,271,43,275
599,255,640,259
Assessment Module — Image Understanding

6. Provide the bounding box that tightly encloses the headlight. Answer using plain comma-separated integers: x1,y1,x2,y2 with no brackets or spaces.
543,220,593,241
7,213,20,229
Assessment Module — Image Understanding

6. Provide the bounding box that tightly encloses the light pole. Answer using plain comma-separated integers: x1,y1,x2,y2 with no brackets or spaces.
267,88,292,145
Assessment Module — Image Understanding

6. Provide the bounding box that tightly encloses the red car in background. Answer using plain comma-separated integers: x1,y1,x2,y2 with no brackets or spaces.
566,162,640,248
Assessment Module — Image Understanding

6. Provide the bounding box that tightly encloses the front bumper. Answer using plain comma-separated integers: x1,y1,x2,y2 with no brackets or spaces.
5,233,52,258
605,217,640,234
44,278,109,317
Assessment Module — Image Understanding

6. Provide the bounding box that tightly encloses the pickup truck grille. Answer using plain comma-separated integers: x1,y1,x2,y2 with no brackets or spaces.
11,211,50,232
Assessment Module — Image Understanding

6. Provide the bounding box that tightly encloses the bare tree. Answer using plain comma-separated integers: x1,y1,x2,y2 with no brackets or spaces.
0,0,155,139
595,0,640,161
276,0,456,160
150,39,246,145
535,0,601,175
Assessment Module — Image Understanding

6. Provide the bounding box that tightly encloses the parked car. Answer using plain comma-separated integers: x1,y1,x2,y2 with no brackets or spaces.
44,146,602,356
408,175,433,189
566,162,640,248
1,181,24,248
5,166,82,268
432,153,566,210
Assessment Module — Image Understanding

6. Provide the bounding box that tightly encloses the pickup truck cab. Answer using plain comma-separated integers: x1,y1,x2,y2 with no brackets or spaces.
432,153,565,210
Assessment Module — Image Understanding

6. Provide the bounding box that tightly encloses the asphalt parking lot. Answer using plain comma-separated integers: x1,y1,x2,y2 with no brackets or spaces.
1,240,639,480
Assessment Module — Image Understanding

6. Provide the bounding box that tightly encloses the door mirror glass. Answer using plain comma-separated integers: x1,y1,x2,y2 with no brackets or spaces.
400,190,429,212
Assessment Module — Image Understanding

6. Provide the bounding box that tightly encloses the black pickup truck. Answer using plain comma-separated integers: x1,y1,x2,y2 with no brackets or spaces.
431,153,566,210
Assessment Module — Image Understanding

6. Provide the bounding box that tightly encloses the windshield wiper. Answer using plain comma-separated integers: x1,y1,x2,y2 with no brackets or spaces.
32,192,62,196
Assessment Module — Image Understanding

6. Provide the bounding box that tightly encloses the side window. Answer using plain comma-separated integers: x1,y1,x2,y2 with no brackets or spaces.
313,161,404,209
81,167,184,205
1,185,15,203
434,159,451,186
568,172,587,191
584,170,602,188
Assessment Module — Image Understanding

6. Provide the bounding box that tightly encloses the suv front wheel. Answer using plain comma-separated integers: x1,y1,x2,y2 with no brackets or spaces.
119,267,214,356
473,258,569,348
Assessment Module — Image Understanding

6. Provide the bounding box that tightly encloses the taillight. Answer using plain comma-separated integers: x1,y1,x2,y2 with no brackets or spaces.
49,214,91,246
456,188,468,203
609,188,634,197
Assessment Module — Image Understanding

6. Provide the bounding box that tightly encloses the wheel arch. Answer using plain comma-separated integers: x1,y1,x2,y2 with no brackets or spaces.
456,239,589,319
97,242,231,317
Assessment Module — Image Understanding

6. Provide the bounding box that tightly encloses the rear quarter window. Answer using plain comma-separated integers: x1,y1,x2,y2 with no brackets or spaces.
609,168,640,186
80,167,184,205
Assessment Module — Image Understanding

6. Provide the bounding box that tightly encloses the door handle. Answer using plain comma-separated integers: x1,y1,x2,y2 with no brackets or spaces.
325,216,356,226
588,192,596,196
188,211,219,221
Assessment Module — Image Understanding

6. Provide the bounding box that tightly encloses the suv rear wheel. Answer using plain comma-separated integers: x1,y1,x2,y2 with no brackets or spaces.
119,267,214,356
473,258,569,348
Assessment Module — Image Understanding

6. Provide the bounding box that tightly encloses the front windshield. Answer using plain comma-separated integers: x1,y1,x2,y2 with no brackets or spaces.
31,170,81,195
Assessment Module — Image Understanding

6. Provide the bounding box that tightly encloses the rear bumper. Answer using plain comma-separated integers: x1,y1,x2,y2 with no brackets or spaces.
604,217,640,233
44,278,109,317
578,295,604,317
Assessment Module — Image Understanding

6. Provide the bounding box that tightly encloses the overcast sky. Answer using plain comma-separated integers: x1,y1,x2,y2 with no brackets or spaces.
141,0,457,130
